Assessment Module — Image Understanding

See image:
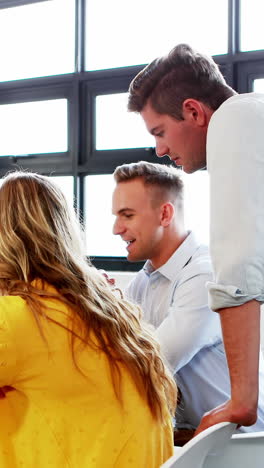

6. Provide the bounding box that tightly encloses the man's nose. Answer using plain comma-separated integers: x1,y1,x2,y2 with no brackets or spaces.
155,141,169,158
112,218,125,235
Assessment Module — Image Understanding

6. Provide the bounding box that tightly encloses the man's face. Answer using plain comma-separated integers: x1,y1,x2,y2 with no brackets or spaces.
112,178,164,265
141,101,207,173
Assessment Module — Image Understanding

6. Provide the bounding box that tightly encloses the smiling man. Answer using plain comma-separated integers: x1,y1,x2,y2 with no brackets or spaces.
112,160,264,433
112,164,186,269
127,43,264,433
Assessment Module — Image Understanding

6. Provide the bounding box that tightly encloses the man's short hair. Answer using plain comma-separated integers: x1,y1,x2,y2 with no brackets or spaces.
113,161,184,207
128,43,235,120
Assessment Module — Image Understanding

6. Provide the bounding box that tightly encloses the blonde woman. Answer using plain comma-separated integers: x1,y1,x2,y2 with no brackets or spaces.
0,172,176,468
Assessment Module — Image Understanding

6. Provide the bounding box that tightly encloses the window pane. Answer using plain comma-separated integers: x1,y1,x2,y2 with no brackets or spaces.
84,171,209,257
50,176,74,208
0,99,68,156
86,0,228,71
254,79,264,92
240,0,264,52
85,174,127,256
0,0,75,82
181,171,209,246
96,93,154,150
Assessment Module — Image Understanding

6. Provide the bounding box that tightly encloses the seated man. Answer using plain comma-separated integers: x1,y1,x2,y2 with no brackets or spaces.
112,160,264,432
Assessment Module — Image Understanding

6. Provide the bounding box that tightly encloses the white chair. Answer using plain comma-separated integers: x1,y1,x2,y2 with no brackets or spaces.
161,422,236,468
203,431,264,468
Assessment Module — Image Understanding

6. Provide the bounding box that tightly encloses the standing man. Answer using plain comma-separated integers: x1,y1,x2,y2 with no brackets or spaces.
127,43,264,432
112,160,264,433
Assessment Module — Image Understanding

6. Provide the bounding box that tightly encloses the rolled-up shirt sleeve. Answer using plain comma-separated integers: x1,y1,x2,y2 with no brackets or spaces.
207,93,264,311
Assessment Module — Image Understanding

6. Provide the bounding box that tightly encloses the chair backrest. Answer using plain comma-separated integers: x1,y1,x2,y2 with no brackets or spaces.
203,431,264,468
161,422,237,468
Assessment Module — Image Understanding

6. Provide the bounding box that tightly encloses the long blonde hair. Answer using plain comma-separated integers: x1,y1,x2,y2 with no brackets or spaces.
0,171,177,422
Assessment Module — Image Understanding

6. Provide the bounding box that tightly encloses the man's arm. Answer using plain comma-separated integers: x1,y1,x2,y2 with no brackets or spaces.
195,299,260,434
204,96,264,434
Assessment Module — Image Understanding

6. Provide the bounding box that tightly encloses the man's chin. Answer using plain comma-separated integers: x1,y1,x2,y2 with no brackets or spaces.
182,166,196,174
182,162,207,174
127,253,144,263
127,255,139,263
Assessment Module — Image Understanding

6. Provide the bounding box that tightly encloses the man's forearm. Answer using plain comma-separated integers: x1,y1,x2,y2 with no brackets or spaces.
220,299,260,424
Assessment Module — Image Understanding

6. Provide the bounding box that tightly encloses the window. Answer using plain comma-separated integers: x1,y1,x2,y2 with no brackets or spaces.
85,174,126,257
254,79,264,92
0,0,263,271
96,93,154,150
240,0,264,52
0,0,75,82
51,176,74,208
0,99,67,156
181,171,209,246
85,0,228,71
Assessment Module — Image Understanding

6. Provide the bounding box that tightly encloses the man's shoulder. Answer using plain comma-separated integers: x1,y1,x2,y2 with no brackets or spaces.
186,243,212,269
213,93,264,124
179,243,213,283
192,243,211,263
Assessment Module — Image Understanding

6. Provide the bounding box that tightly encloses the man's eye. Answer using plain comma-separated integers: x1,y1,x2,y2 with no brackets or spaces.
124,214,133,218
156,132,164,138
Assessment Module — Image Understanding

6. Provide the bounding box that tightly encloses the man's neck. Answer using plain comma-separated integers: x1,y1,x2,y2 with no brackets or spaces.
150,230,189,271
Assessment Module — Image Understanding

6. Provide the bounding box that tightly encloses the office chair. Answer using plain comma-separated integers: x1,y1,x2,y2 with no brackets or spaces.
161,422,236,468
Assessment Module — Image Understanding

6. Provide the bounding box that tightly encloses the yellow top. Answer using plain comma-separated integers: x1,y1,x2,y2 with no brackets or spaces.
0,283,173,468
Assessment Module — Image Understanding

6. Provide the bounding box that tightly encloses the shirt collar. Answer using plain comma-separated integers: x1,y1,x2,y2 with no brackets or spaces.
143,231,200,282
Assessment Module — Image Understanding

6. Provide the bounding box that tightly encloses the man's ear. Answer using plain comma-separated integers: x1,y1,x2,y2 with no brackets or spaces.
160,202,175,227
182,99,208,126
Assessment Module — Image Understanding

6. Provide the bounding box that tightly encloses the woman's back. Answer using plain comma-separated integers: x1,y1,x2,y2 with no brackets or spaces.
0,283,173,468
0,171,176,467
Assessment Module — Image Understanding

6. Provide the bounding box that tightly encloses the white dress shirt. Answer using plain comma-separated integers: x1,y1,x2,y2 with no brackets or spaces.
207,92,264,310
126,232,264,430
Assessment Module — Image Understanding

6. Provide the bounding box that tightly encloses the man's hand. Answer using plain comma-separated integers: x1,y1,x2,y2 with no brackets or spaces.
195,399,257,436
99,270,116,287
195,301,260,436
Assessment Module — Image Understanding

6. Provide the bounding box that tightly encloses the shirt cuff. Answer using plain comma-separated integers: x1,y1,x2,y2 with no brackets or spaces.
207,281,264,311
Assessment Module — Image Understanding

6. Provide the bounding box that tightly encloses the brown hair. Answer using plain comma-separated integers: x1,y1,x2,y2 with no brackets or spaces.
128,43,235,119
114,160,184,209
0,171,177,422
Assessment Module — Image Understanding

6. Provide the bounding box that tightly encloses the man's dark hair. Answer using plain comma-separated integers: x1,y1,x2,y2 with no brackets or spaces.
128,43,235,120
